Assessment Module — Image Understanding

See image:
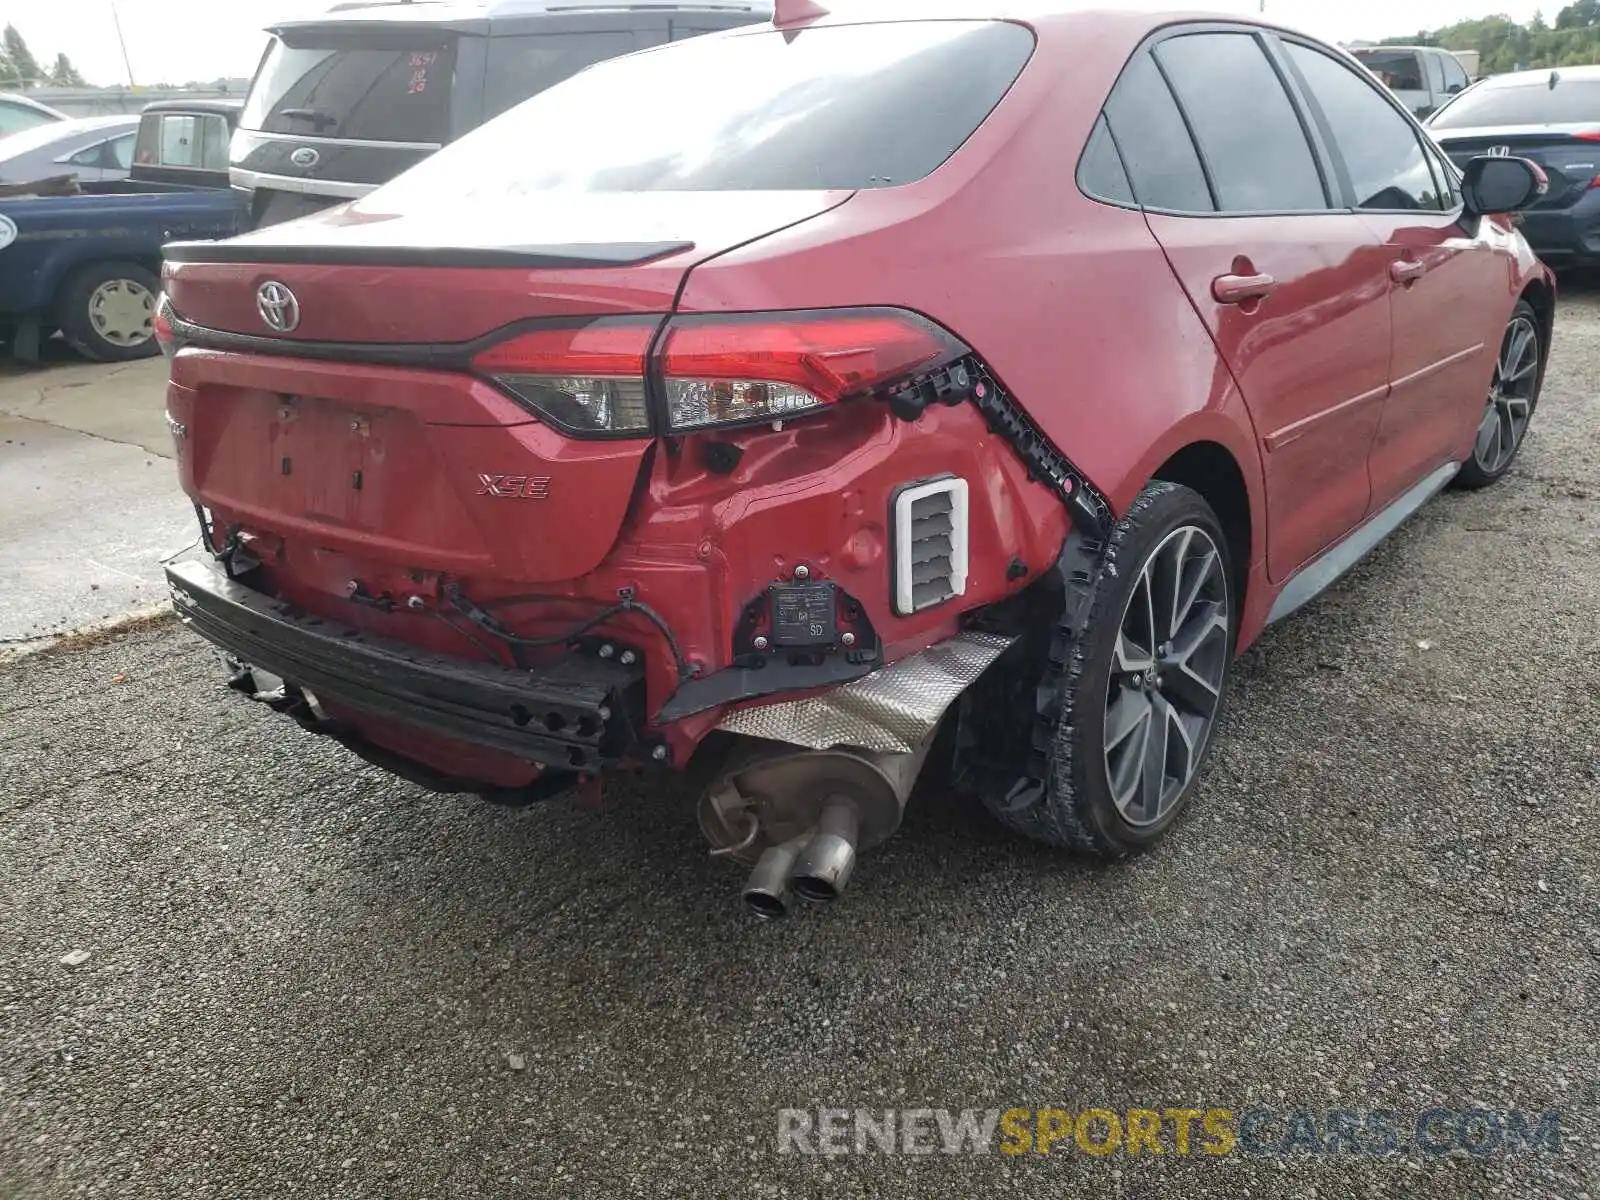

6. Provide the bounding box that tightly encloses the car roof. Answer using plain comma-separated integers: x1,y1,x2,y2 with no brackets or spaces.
0,92,67,118
50,114,140,134
756,2,1309,37
1352,44,1448,53
1472,63,1600,89
0,114,137,160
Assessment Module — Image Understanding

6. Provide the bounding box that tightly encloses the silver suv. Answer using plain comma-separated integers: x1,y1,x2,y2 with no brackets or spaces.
231,0,772,229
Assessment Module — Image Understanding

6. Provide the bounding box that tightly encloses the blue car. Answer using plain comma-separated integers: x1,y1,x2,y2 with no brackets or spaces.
1429,65,1600,268
0,103,239,362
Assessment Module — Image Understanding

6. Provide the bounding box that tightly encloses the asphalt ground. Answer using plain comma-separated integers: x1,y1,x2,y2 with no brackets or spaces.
1,294,1597,1198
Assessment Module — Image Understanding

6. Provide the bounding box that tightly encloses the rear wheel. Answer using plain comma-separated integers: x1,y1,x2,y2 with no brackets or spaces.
55,261,160,363
970,482,1236,856
1453,300,1542,490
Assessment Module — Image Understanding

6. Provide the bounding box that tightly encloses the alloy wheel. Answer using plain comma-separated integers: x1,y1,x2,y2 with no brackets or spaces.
1104,525,1231,827
88,278,155,348
1475,314,1538,477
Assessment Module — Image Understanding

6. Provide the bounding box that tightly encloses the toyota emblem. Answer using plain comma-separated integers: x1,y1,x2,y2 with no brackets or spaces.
257,281,301,333
289,146,320,168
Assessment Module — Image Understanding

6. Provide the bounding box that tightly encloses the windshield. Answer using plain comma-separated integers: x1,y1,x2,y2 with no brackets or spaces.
1429,77,1600,128
369,20,1033,203
241,33,458,143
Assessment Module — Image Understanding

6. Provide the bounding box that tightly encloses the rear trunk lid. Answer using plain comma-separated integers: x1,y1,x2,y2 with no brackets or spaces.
1430,123,1600,208
163,189,848,584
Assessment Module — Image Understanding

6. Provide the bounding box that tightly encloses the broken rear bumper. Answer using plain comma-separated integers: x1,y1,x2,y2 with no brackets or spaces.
165,559,643,773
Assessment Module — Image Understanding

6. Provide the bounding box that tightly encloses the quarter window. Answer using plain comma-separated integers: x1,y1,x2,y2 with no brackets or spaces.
1077,115,1135,206
1103,51,1213,212
1285,43,1447,212
1155,33,1327,212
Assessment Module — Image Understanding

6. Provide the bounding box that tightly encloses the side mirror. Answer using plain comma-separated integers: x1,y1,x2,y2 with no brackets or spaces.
1461,155,1547,215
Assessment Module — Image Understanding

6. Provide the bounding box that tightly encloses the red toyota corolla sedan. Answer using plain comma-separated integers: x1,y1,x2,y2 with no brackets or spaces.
156,3,1554,917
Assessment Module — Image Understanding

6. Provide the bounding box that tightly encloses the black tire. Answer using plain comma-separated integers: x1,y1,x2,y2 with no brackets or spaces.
969,482,1237,857
54,260,161,363
1452,300,1542,490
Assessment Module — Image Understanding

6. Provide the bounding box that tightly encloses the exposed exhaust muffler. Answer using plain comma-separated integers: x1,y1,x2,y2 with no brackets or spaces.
702,738,933,917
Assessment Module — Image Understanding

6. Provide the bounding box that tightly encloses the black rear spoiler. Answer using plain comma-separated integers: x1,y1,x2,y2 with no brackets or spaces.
161,240,696,270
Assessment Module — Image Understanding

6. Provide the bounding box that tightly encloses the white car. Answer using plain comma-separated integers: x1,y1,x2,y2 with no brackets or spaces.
0,115,141,186
0,92,67,137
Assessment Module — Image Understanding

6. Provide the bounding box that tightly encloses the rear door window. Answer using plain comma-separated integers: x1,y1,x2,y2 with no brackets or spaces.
1103,51,1214,212
241,35,458,143
1155,33,1328,212
483,32,641,119
378,20,1034,196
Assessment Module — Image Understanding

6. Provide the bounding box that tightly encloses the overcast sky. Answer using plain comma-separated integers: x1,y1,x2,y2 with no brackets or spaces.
0,0,1554,87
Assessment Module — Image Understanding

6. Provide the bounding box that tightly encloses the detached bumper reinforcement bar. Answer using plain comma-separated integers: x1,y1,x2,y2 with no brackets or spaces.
166,560,642,771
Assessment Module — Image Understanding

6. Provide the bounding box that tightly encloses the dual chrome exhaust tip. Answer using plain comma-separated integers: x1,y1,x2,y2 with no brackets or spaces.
700,738,934,920
741,798,861,920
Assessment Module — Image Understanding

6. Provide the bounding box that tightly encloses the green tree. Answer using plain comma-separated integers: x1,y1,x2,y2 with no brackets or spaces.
1556,1,1600,29
1,24,42,88
48,53,84,87
0,47,20,90
1379,10,1600,74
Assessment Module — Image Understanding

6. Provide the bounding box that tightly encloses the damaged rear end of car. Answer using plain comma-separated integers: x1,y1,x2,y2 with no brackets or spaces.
157,10,1122,915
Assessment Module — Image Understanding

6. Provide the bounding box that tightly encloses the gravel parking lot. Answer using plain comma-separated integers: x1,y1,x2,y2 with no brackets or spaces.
3,292,1598,1199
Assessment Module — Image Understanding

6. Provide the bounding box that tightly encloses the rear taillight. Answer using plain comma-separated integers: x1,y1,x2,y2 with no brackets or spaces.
1572,131,1600,142
153,294,177,358
470,308,969,438
470,319,656,436
659,310,968,432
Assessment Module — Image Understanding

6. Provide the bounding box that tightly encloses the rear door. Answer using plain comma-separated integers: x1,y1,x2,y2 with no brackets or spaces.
1283,39,1504,510
1108,29,1394,581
